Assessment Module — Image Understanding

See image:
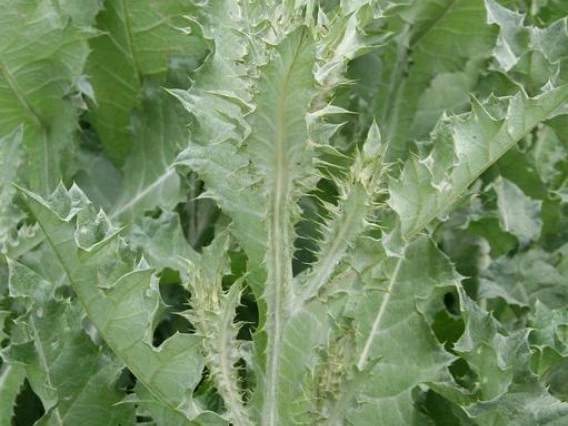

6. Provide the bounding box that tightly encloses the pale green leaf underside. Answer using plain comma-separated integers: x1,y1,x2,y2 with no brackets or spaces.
244,27,316,425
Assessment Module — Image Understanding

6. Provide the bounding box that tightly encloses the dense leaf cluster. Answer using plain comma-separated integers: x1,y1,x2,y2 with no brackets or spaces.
1,0,568,425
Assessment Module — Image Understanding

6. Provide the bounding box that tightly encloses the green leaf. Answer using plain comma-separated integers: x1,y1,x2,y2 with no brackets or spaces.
133,384,228,426
0,127,24,252
376,0,497,160
453,294,516,401
3,1,568,424
85,0,209,164
0,309,9,342
186,235,251,426
486,0,568,90
531,125,567,185
451,291,568,425
55,0,103,28
73,148,122,213
3,259,135,425
109,89,190,221
0,0,93,194
0,364,26,426
243,27,316,425
529,301,568,359
323,236,458,425
299,121,386,302
129,212,198,280
469,387,568,425
267,297,330,424
172,0,267,279
485,0,529,72
175,144,266,273
493,176,543,245
388,85,568,241
529,302,568,399
315,5,389,88
479,244,568,309
14,184,207,421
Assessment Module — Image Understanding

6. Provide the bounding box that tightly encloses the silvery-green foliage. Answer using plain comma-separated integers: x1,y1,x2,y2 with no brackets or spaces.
2,0,568,425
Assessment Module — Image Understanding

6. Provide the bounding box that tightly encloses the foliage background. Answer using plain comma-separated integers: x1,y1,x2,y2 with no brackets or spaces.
1,0,568,425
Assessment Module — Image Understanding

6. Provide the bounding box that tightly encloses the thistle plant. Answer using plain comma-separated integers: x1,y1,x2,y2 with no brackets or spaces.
2,1,568,425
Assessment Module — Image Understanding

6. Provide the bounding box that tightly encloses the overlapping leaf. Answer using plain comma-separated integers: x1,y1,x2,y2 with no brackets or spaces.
1,1,568,425
0,0,94,194
479,244,568,309
86,0,209,163
80,0,211,224
388,85,568,240
345,0,497,159
3,259,134,425
173,0,267,279
442,292,568,425
13,184,213,422
486,0,568,90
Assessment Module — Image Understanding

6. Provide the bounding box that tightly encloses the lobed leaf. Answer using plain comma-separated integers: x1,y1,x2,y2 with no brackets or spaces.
0,363,25,425
172,0,268,285
3,259,135,425
14,184,213,422
388,85,568,241
451,291,568,425
186,235,251,426
0,127,24,252
341,236,457,425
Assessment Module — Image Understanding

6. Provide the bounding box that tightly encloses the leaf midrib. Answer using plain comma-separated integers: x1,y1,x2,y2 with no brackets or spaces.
263,28,308,426
30,314,64,425
356,253,405,370
26,197,183,416
409,0,460,48
404,89,568,240
0,63,44,129
300,184,366,303
120,0,142,86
